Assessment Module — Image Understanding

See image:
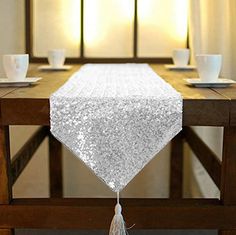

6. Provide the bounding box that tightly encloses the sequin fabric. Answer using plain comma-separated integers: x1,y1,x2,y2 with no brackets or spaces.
50,64,182,192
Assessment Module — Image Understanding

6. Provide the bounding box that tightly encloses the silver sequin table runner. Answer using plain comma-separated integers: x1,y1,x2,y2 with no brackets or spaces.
50,64,182,192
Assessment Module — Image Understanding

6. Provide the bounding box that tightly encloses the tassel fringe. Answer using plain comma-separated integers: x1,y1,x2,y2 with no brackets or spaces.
109,192,128,235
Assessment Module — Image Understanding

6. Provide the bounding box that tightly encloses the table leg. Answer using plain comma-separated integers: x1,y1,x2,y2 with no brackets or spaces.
49,132,63,198
169,131,184,198
0,126,14,234
219,127,236,235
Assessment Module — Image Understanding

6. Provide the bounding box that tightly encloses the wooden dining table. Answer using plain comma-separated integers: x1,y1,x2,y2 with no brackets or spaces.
0,63,236,235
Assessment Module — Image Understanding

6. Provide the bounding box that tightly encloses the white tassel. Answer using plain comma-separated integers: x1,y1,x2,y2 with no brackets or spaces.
109,192,127,235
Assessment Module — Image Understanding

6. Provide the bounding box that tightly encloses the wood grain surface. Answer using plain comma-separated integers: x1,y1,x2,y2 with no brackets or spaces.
0,198,235,230
0,64,232,126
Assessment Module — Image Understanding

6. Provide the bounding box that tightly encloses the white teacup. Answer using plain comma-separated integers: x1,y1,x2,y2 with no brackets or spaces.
172,49,190,67
48,49,65,68
196,54,222,82
3,54,29,81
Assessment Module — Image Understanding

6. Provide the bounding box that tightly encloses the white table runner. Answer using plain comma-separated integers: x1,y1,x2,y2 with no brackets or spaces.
50,64,182,192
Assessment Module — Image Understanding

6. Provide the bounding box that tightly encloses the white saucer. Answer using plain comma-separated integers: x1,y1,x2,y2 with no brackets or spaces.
165,64,196,70
185,78,236,88
38,65,72,71
0,77,42,87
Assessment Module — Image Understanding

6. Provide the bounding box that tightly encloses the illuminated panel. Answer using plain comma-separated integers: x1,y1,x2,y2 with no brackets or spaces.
84,0,134,57
33,0,81,57
138,0,188,57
